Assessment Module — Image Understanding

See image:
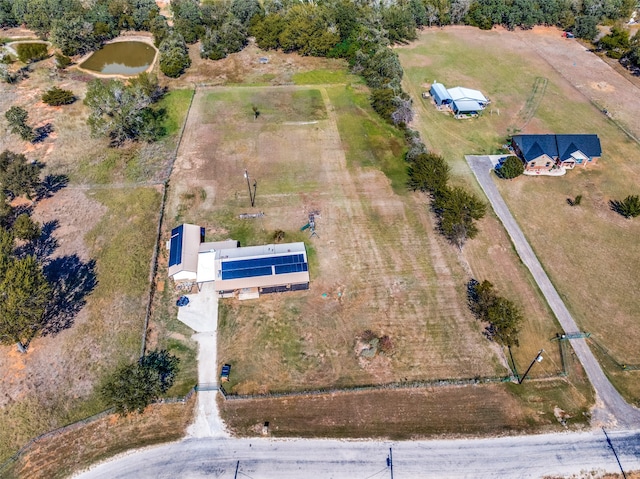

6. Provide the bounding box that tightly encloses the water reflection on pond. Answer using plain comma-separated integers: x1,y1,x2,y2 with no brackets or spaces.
80,42,156,75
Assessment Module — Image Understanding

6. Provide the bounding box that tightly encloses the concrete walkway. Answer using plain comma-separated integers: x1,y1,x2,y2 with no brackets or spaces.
467,155,640,429
176,282,228,437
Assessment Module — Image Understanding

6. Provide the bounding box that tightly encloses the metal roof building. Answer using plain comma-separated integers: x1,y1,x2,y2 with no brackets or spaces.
168,224,205,281
447,86,489,108
430,82,452,106
452,99,482,116
214,242,309,299
167,224,310,299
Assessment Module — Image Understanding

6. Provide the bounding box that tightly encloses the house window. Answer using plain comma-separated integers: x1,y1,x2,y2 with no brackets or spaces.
545,162,551,167
576,158,582,164
530,162,536,167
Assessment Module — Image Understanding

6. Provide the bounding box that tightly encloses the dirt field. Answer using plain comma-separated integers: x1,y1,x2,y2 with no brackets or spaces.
398,26,640,404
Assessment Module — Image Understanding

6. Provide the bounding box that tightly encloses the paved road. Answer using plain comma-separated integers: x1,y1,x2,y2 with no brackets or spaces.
75,429,640,478
467,155,640,429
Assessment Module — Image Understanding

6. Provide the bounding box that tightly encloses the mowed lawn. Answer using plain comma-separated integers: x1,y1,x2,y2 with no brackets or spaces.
398,28,640,404
167,84,507,398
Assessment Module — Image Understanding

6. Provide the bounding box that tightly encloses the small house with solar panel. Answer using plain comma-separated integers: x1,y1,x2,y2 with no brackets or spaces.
168,224,205,282
168,223,309,299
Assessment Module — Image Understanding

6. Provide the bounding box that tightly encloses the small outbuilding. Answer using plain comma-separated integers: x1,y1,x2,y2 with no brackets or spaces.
452,99,482,118
168,224,205,283
430,82,452,106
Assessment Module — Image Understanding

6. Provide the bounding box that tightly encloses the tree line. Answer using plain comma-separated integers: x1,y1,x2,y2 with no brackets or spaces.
2,0,636,74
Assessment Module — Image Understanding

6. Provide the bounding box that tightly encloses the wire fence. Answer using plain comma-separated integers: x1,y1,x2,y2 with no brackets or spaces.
140,86,197,358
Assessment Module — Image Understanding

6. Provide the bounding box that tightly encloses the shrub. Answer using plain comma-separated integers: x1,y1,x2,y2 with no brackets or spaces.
16,43,48,63
610,195,640,218
42,87,75,106
496,155,524,179
54,53,71,69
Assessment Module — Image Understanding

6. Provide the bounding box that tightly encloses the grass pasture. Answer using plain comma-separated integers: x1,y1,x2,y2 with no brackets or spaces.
398,27,640,404
168,79,593,432
0,54,194,464
168,84,505,395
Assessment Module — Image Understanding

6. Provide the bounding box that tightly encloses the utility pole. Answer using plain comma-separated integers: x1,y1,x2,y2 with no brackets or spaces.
387,447,394,479
234,460,239,479
519,349,544,384
244,169,255,207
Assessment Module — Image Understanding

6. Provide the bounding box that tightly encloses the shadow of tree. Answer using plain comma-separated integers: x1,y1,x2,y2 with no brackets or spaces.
36,174,69,200
42,255,97,336
32,123,54,143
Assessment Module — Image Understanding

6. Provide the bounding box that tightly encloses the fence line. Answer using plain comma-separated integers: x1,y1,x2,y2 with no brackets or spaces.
140,86,197,358
218,375,524,401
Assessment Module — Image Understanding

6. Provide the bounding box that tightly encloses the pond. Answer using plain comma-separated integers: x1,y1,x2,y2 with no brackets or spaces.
80,41,156,76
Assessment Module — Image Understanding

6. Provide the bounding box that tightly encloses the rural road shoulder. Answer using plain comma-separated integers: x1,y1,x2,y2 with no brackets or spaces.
466,155,640,429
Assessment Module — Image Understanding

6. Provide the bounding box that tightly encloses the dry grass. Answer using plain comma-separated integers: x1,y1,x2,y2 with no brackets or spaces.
398,27,640,404
0,54,193,463
1,399,195,479
165,84,509,398
219,379,591,439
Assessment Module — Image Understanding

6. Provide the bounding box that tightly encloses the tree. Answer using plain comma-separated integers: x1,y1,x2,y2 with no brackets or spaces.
496,155,524,179
485,297,523,347
391,95,414,126
468,279,522,348
84,75,165,145
159,32,191,78
50,14,100,56
13,213,41,241
610,195,640,218
573,15,598,40
434,186,486,249
42,86,76,106
0,255,51,351
599,26,630,59
407,152,450,197
231,0,263,25
5,106,35,141
100,349,180,415
200,19,248,60
171,0,203,43
0,150,40,199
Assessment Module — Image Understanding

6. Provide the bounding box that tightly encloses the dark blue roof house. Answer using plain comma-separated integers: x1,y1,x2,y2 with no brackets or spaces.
511,134,602,172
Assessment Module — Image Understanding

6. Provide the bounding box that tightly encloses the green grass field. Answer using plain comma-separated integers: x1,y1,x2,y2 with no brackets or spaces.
398,29,640,404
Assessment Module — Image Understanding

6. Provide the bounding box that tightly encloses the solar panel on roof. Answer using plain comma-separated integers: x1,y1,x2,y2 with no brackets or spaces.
168,225,184,267
222,254,304,272
221,266,273,280
274,263,308,275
